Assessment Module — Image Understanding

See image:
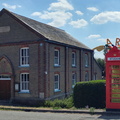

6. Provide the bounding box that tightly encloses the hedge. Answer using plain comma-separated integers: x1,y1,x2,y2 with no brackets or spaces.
73,80,106,108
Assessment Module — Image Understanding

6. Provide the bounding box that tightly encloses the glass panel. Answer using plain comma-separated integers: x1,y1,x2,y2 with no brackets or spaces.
111,99,120,103
55,82,58,89
111,65,120,103
20,48,29,65
111,65,120,69
112,94,120,98
112,84,120,89
21,73,29,91
112,74,120,78
54,74,59,90
112,79,120,83
54,58,58,65
112,70,120,74
55,51,58,57
112,89,120,93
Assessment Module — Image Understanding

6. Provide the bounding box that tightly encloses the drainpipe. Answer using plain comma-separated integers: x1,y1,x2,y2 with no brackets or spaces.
91,51,94,80
65,46,68,97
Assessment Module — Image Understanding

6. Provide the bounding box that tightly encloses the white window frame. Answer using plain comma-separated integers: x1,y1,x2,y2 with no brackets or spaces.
20,73,29,93
72,73,76,88
20,47,29,67
72,52,76,67
54,49,60,66
85,53,89,67
0,75,11,80
54,74,60,92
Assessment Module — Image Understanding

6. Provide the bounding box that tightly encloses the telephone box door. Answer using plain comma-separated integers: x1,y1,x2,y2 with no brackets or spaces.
106,62,120,109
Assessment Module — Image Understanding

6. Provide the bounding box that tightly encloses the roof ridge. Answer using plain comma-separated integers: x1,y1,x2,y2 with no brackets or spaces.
0,8,91,50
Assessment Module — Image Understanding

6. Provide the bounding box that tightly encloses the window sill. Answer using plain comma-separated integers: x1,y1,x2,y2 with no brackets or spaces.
19,65,30,68
54,65,61,67
19,91,30,94
72,65,76,68
54,89,61,92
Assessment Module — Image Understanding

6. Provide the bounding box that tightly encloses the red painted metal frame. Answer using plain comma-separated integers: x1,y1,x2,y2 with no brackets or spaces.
106,46,120,109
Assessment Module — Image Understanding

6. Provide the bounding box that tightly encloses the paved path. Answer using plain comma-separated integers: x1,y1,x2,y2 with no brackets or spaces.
0,110,120,120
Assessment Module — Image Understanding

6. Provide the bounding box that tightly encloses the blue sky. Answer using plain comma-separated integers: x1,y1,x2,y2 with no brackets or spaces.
1,0,120,59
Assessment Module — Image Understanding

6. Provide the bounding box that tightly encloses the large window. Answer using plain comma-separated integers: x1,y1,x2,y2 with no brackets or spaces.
72,52,76,67
54,74,60,92
72,73,76,88
85,53,89,67
20,47,29,66
54,49,60,66
20,73,29,92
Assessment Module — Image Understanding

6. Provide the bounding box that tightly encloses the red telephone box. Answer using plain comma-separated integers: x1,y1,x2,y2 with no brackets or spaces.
106,46,120,110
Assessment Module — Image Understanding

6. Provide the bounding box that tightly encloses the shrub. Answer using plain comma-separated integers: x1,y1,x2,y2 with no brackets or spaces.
73,80,106,108
44,96,74,109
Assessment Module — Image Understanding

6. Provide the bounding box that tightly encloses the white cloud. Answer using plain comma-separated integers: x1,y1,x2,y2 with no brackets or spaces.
87,34,101,39
75,11,83,15
31,0,74,27
91,11,120,24
97,38,106,43
41,11,72,27
31,12,41,16
69,19,88,28
31,11,72,27
48,0,74,11
87,7,98,12
2,3,21,10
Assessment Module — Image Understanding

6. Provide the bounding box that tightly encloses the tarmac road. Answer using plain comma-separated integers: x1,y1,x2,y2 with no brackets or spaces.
0,110,120,120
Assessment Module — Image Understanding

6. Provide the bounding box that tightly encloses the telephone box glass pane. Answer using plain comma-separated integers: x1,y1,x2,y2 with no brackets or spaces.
111,65,120,103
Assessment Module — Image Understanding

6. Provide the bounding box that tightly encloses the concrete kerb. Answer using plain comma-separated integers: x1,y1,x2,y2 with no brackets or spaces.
1,105,120,115
0,105,106,115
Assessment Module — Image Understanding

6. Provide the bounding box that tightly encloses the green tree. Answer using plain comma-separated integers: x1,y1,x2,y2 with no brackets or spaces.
96,58,105,78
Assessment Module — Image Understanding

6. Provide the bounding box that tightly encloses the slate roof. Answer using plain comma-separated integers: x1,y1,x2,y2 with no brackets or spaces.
0,8,90,50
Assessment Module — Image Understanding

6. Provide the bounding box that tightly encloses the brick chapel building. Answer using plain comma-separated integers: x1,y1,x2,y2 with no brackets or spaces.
0,8,102,104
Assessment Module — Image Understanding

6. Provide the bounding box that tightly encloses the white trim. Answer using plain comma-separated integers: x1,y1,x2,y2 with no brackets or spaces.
20,73,29,92
54,74,60,91
54,89,61,92
72,73,76,88
20,47,29,66
54,49,60,66
108,57,120,61
72,52,76,66
19,64,30,67
0,78,11,80
19,90,30,93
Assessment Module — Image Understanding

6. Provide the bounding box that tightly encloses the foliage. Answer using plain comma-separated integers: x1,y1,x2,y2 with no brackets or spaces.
73,80,106,108
96,58,105,69
96,58,105,77
44,96,74,109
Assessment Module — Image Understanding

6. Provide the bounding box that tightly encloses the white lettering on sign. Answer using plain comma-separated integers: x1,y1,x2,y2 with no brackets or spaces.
0,26,10,33
108,57,120,61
